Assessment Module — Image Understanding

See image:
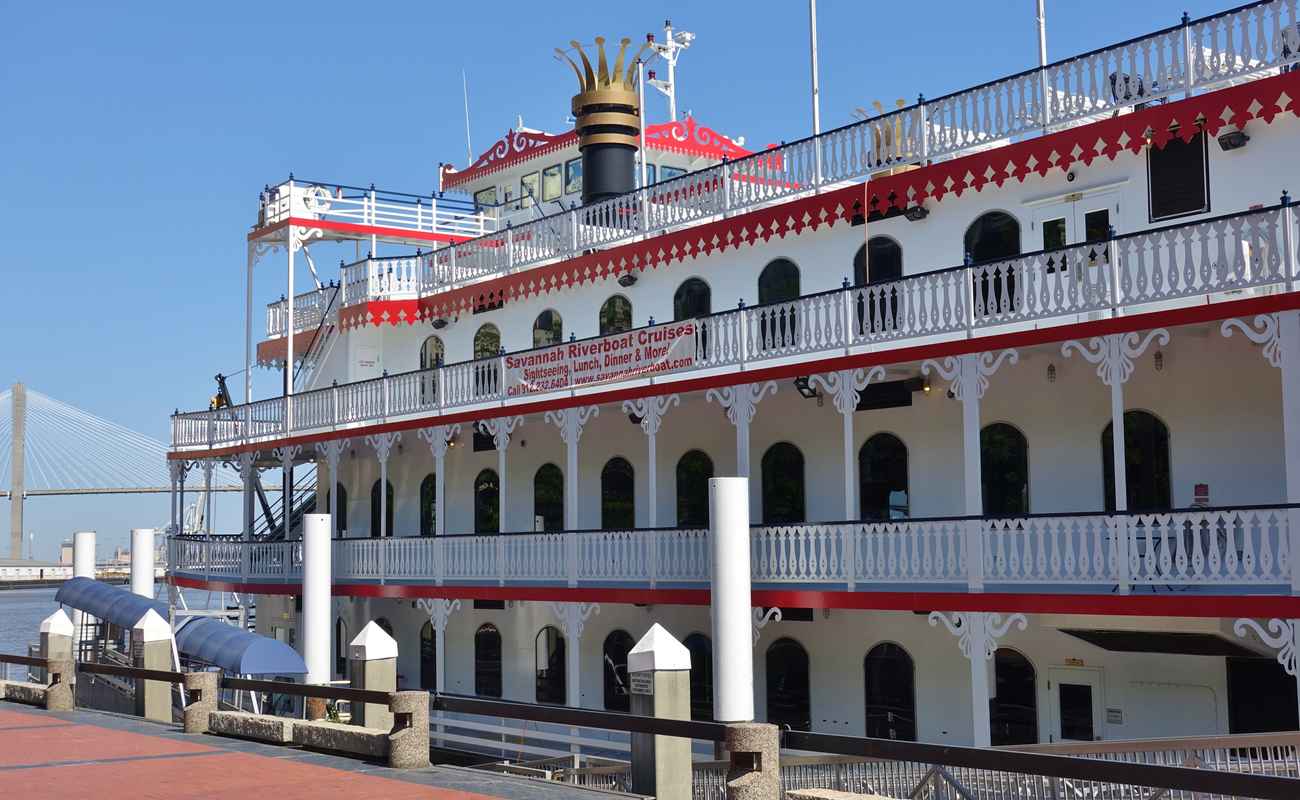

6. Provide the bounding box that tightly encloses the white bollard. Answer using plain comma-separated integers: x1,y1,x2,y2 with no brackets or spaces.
71,531,96,646
130,528,156,599
302,513,331,695
709,477,754,723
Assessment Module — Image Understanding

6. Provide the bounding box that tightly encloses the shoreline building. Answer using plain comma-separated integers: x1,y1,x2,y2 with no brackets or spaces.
169,5,1300,750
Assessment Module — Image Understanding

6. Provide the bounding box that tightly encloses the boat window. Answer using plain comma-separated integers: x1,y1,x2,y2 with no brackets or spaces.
535,626,567,704
864,643,916,741
964,211,1021,263
533,463,564,532
532,310,563,348
419,473,436,537
520,171,539,208
981,423,1029,515
854,237,903,287
599,295,633,335
473,324,501,360
639,164,657,187
420,335,444,370
542,164,562,202
676,450,714,526
673,278,711,321
991,649,1038,745
475,624,502,697
474,469,499,533
565,158,582,195
420,620,436,690
761,443,806,524
685,633,714,720
473,187,497,208
601,457,635,529
859,434,909,520
326,483,348,535
1148,130,1209,222
758,259,800,304
369,479,393,538
335,618,349,677
1103,410,1172,512
603,630,635,711
661,165,686,181
766,637,811,731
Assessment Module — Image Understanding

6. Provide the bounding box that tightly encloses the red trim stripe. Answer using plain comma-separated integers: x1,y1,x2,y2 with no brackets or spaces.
248,217,473,245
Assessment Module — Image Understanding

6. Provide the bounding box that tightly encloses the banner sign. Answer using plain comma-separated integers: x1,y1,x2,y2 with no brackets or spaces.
504,320,698,397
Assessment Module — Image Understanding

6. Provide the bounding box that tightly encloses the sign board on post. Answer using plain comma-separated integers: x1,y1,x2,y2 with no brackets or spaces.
503,320,698,398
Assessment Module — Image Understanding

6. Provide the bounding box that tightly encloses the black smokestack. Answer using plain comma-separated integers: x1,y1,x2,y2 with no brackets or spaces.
557,36,649,205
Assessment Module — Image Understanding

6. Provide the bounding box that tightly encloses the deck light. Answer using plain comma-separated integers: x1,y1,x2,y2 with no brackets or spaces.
1217,129,1249,151
431,318,448,329
617,272,638,287
1154,350,1164,371
1047,364,1057,383
903,205,929,222
793,376,819,400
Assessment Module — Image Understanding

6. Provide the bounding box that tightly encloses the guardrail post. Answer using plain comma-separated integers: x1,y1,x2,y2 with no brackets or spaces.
388,691,430,769
1109,225,1124,317
965,517,985,592
569,209,579,256
917,94,929,163
506,224,515,273
1182,12,1195,99
349,620,397,730
1114,515,1131,595
39,610,73,710
841,277,854,353
182,671,218,733
382,370,390,421
567,533,578,588
721,158,732,219
132,610,173,723
496,533,506,586
434,535,444,586
724,723,781,800
331,380,340,429
1282,192,1295,293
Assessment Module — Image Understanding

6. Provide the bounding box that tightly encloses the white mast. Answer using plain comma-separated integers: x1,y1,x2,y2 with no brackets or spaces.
647,20,694,121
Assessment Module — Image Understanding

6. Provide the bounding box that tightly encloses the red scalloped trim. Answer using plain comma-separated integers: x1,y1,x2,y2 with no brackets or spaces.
337,300,422,331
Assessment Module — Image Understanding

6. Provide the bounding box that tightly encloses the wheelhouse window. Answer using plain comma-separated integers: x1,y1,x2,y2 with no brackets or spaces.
369,479,393,538
541,164,562,202
473,324,501,360
638,163,658,187
1103,410,1172,512
475,623,503,697
684,633,714,720
420,620,436,689
864,642,916,741
601,457,635,529
1148,129,1209,222
564,158,582,195
676,450,714,526
991,648,1038,745
766,637,811,731
535,626,567,704
474,469,500,533
673,278,711,320
533,310,563,348
520,171,540,208
419,473,436,536
761,443,806,524
603,630,635,711
533,463,564,532
981,423,1029,515
599,295,633,335
661,165,686,182
473,187,497,208
859,433,909,520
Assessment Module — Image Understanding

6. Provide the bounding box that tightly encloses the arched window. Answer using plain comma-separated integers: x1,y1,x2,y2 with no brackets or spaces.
374,617,394,637
369,479,394,538
533,309,563,348
864,643,916,741
475,469,500,534
420,620,436,690
673,278,711,320
335,618,349,677
854,237,904,287
420,335,445,370
327,482,349,536
966,212,1022,317
419,473,437,537
676,450,715,526
761,443,806,524
766,637,811,731
1103,410,1172,512
601,457,635,529
535,626,567,705
991,648,1038,745
475,624,502,697
859,434,909,520
982,423,1029,515
473,324,501,360
684,633,714,721
600,295,633,335
603,630,635,711
758,258,800,304
533,463,564,532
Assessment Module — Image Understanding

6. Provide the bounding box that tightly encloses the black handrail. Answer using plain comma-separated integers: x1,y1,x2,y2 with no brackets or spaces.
432,692,728,741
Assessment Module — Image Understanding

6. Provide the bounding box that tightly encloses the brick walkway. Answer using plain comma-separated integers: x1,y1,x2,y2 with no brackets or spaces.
0,706,612,800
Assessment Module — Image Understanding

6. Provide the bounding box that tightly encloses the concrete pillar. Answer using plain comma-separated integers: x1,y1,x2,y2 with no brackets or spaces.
71,530,96,651
132,609,173,723
724,722,781,800
387,691,430,769
628,623,692,800
130,528,155,599
302,512,331,719
39,610,73,704
182,671,219,733
349,620,397,730
710,477,753,722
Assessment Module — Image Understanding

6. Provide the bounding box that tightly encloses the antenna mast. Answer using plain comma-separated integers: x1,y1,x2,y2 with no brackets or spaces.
462,69,474,165
646,20,694,121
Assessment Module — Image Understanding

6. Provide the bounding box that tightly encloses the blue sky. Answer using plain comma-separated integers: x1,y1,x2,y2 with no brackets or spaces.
0,0,1234,559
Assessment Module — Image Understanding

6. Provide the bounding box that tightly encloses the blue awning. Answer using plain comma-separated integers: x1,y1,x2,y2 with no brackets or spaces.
55,577,306,676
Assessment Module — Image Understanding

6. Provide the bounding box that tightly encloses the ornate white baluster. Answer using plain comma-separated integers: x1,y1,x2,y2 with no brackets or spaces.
930,611,1028,747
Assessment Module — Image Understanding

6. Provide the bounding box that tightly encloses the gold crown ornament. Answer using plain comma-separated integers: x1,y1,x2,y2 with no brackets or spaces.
556,36,652,149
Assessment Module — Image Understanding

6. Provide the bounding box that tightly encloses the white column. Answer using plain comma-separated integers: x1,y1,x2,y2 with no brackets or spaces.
483,416,523,533
811,368,884,519
930,611,1027,747
286,221,296,430
315,439,349,538
419,425,460,537
416,597,461,743
552,601,600,708
272,445,301,538
921,351,1018,590
706,382,778,478
302,512,331,687
710,476,754,722
1225,312,1300,592
201,460,215,535
245,242,255,407
623,395,679,528
130,528,155,599
168,461,183,536
236,452,256,540
365,433,401,537
545,407,600,530
72,530,95,646
1233,618,1300,712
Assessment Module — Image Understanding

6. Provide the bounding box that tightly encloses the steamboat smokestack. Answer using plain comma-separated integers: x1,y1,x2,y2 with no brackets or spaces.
557,36,650,205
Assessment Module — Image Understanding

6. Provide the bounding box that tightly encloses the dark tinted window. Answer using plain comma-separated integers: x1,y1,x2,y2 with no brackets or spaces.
964,212,1021,262
864,643,916,741
761,443,806,524
475,624,502,697
474,324,501,359
601,457,635,529
854,237,903,286
859,433,909,520
533,310,563,348
535,626,566,704
766,638,811,731
475,469,500,533
600,295,633,335
419,473,436,536
533,463,564,532
673,278,711,320
603,630,635,711
1148,131,1208,221
676,450,714,526
684,633,714,721
1103,410,1172,512
982,423,1029,515
758,259,800,304
420,620,436,690
991,649,1038,745
369,479,393,538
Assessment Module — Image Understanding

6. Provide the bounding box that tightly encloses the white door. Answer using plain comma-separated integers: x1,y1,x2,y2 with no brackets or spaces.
1047,667,1105,742
1031,191,1118,252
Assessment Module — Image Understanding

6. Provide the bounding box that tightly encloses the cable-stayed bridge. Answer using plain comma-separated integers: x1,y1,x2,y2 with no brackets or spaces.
1,383,242,558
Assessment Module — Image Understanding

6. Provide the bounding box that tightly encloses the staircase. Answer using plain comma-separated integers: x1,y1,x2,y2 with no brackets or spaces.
254,466,318,541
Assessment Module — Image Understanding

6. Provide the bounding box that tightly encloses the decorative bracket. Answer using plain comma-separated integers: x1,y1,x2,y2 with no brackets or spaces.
551,602,601,640
289,224,323,253
315,438,350,471
928,611,1028,660
623,394,680,437
706,381,779,427
234,452,257,483
752,606,783,646
482,415,524,453
272,444,302,471
365,431,401,464
1233,618,1298,676
921,350,1019,402
544,406,600,446
167,459,187,484
418,424,461,461
1061,329,1170,386
416,598,462,633
1222,315,1282,368
809,367,886,416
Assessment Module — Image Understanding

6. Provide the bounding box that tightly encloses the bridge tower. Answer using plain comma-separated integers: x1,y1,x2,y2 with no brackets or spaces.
9,382,24,559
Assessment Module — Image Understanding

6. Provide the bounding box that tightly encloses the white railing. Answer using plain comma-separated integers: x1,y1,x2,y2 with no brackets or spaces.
266,285,339,338
256,179,493,240
340,255,423,306
174,202,1298,449
166,505,1295,592
383,0,1300,296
